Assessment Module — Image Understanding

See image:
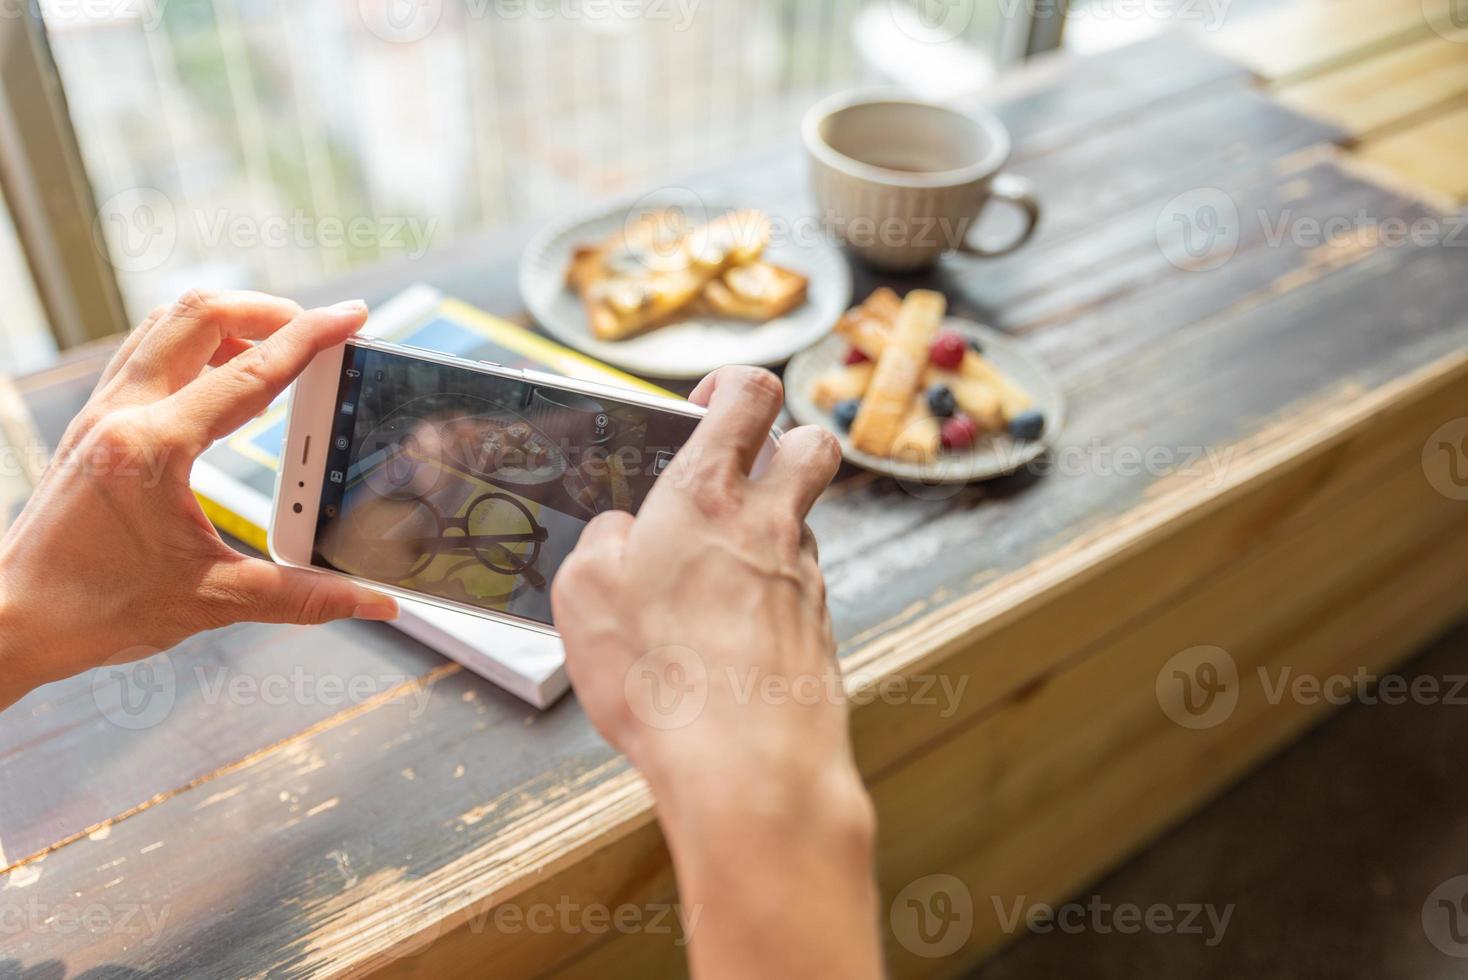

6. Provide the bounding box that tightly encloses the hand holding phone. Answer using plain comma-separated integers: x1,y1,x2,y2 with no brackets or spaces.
551,367,881,980
269,338,779,634
0,294,397,711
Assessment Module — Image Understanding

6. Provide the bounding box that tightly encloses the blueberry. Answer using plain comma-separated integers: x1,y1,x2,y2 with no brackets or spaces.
926,384,957,418
833,399,861,431
1009,409,1046,441
967,337,985,355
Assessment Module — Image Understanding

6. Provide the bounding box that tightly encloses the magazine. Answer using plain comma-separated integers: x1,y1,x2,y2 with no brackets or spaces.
191,284,676,707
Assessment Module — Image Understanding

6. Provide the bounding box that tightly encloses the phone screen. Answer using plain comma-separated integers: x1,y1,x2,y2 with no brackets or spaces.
311,344,701,627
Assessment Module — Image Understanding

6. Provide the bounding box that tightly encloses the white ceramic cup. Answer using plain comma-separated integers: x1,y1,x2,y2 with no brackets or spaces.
803,92,1040,273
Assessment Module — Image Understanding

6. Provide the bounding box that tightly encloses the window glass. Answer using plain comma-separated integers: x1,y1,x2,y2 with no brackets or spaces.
0,180,55,375
44,0,1018,318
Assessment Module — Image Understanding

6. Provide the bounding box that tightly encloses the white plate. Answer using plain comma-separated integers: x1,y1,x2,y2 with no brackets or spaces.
784,317,1067,484
519,195,853,379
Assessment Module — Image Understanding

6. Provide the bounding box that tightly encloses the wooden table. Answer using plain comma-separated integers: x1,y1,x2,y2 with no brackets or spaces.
5,8,1468,976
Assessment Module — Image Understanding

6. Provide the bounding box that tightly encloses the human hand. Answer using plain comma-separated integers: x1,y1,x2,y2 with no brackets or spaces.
551,367,880,978
0,290,397,709
554,366,857,809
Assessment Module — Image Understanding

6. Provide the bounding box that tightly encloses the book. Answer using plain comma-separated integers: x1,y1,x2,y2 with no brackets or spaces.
191,284,675,708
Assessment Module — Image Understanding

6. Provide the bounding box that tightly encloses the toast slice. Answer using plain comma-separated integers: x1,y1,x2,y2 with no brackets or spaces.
811,362,875,411
569,209,784,341
699,261,809,321
891,396,940,463
835,288,1032,424
686,209,772,270
834,287,902,358
567,210,708,340
571,208,691,285
924,368,1005,432
958,351,1033,418
573,267,711,341
849,290,945,456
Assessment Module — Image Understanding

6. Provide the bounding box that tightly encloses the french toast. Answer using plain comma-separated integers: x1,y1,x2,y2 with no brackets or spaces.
567,209,807,341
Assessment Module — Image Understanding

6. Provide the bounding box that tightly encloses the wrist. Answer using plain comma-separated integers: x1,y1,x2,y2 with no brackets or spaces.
652,758,879,967
649,750,876,868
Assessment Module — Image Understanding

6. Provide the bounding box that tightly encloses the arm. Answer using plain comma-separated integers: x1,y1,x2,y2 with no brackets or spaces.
0,290,397,711
552,366,884,979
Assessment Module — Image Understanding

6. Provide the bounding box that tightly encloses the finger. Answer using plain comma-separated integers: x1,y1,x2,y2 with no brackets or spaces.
679,366,783,478
758,424,842,518
208,336,255,368
688,370,720,408
99,304,170,389
576,509,634,556
215,558,398,626
551,512,631,637
122,289,305,394
165,301,368,453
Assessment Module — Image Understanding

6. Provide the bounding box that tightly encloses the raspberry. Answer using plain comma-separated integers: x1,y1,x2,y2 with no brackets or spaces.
842,347,870,366
940,414,979,451
930,332,966,371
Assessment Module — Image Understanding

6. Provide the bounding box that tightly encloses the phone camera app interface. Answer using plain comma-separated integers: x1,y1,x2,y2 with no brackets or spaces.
311,347,699,626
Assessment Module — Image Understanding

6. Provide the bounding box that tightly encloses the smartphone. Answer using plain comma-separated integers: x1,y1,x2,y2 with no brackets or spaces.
269,337,778,635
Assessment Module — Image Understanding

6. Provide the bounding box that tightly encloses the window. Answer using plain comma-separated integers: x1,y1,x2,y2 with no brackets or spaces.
0,182,54,375
6,0,1055,355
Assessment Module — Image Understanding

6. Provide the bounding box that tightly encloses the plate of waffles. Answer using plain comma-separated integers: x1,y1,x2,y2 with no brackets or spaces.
784,288,1066,484
520,193,852,379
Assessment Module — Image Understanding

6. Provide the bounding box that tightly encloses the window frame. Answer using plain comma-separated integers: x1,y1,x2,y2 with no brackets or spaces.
0,2,129,349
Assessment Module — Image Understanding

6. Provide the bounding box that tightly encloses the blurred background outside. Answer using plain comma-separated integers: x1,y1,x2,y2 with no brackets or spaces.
0,0,1213,373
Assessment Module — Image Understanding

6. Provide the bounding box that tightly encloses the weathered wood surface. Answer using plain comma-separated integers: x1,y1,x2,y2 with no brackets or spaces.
4,30,1468,979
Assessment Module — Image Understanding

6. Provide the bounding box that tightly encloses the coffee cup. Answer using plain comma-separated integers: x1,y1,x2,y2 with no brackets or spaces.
803,92,1040,273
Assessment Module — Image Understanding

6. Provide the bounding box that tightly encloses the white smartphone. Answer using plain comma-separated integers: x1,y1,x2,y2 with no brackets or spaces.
269,337,778,636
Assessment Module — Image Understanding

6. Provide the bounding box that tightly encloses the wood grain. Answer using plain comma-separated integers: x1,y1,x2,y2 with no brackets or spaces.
958,152,1429,345
881,528,1468,977
0,623,451,864
1004,86,1345,249
11,221,1467,975
986,33,1251,161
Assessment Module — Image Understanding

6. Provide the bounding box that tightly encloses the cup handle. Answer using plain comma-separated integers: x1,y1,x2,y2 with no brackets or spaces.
958,173,1040,259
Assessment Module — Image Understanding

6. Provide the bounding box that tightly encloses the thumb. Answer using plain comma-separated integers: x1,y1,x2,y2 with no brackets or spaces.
576,509,635,558
220,558,399,626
